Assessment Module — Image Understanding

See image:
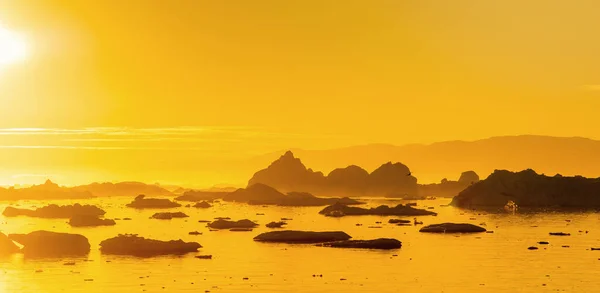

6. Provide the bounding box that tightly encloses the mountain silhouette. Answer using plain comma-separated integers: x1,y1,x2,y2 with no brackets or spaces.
250,135,600,183
0,180,171,200
248,151,326,193
248,151,422,197
73,182,172,197
326,165,370,194
0,180,93,200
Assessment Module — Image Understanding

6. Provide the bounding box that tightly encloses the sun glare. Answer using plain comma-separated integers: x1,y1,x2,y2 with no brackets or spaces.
0,26,27,65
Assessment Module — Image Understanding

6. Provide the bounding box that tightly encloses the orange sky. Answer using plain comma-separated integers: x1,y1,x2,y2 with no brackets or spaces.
1,0,599,186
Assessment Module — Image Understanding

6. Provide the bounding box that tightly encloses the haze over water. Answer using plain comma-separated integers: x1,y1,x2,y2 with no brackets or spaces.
1,197,598,293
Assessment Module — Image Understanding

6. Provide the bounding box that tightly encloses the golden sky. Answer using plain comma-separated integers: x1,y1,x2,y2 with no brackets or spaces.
1,0,599,186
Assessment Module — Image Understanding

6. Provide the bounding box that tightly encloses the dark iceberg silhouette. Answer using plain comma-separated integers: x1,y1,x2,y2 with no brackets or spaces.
266,221,287,228
224,183,286,203
319,202,437,217
69,215,116,227
254,230,352,243
419,223,487,233
99,234,201,257
126,194,181,209
451,169,600,208
3,204,106,218
207,219,258,229
223,183,362,206
317,238,402,249
151,212,189,220
9,231,91,256
193,201,212,208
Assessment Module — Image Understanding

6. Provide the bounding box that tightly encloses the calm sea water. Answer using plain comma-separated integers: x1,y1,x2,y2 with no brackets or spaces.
0,197,599,293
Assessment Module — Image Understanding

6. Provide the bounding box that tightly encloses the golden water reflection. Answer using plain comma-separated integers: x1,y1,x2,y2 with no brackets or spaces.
0,197,599,292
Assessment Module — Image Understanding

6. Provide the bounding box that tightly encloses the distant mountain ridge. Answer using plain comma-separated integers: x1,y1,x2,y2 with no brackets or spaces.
0,180,172,201
73,181,172,197
251,135,600,183
0,180,93,201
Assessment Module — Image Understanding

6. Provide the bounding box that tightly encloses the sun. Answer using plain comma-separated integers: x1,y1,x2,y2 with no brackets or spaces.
0,25,27,65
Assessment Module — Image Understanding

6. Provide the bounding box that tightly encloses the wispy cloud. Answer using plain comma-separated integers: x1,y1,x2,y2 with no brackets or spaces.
0,145,246,151
0,126,330,151
0,126,254,136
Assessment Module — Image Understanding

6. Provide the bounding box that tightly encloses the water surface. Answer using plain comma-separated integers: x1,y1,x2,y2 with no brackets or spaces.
0,197,598,292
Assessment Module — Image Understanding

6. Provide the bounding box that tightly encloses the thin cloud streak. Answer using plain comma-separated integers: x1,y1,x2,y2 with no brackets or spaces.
0,126,353,152
0,126,255,136
0,145,242,151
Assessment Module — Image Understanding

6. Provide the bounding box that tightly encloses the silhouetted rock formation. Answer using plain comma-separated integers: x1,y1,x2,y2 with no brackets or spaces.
193,201,212,208
451,169,600,208
0,232,19,255
226,183,362,206
247,151,420,197
369,162,418,197
280,192,363,206
99,234,201,257
224,183,285,203
266,221,287,228
69,215,116,227
253,191,362,206
418,171,480,198
151,212,189,220
318,238,402,249
319,203,437,217
248,151,326,193
252,136,600,187
254,231,351,243
3,204,106,218
9,231,90,256
0,180,176,201
0,180,93,200
207,219,258,229
175,191,228,202
126,194,181,209
459,171,480,184
325,165,370,194
419,223,486,233
73,181,172,197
